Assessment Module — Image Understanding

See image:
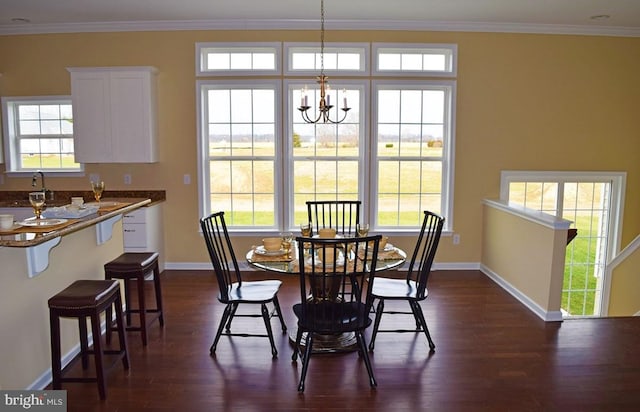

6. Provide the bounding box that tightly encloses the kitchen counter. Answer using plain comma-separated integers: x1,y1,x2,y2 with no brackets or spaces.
0,189,165,208
0,197,151,248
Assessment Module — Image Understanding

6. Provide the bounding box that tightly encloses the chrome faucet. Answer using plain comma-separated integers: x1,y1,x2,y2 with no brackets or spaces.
31,170,54,201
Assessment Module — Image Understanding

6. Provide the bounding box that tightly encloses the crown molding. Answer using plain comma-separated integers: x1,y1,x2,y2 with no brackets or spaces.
1,18,639,37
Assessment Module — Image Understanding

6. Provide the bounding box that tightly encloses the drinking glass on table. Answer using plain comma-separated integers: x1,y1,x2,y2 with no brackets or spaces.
90,180,105,204
280,232,294,256
29,191,46,219
356,223,369,237
300,222,312,237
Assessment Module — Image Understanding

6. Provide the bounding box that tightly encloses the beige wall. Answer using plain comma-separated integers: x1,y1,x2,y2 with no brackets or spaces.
0,30,639,266
481,202,567,318
608,238,640,316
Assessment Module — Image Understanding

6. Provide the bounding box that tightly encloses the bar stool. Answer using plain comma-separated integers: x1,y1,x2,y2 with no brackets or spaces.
48,280,129,400
104,252,164,346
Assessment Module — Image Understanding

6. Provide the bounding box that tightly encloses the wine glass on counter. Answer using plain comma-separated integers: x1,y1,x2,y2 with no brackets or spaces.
29,191,46,219
90,180,105,204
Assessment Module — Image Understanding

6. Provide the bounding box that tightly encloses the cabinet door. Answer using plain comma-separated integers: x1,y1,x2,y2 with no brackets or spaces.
70,71,112,163
68,67,157,163
110,70,157,162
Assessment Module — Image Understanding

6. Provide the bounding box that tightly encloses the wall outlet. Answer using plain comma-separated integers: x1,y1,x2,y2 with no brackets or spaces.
453,234,460,245
124,174,132,185
183,174,191,185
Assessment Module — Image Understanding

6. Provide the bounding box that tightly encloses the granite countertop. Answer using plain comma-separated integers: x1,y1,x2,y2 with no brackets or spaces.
0,197,151,248
0,190,165,208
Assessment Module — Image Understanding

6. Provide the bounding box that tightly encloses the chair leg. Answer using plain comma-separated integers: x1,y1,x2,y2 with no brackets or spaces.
152,264,165,326
105,305,113,345
291,328,303,361
298,332,314,392
272,296,287,333
410,301,435,351
261,303,278,358
78,316,89,369
123,278,132,326
356,331,377,388
49,312,62,390
136,274,148,346
210,304,232,355
113,296,130,369
90,312,107,400
368,299,385,351
225,303,239,332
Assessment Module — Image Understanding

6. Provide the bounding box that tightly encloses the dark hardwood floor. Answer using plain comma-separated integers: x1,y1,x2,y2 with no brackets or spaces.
54,269,640,411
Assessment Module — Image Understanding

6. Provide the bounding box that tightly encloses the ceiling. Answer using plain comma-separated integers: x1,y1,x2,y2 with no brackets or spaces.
1,0,640,36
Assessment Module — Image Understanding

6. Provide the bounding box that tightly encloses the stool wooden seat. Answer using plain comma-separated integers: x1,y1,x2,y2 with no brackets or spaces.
48,280,129,400
104,252,164,346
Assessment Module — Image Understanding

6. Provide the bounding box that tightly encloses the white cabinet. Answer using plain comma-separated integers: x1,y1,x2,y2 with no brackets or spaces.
122,204,164,270
68,66,158,163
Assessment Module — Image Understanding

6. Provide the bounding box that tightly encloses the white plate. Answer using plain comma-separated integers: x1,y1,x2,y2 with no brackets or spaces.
254,245,286,256
42,204,99,219
383,243,394,252
85,201,120,208
306,253,345,268
17,218,68,227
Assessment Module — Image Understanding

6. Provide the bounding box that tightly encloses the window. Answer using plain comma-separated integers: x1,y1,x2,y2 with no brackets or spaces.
197,43,280,76
501,171,626,317
197,43,456,233
1,96,81,173
373,81,455,227
198,81,280,229
373,44,457,76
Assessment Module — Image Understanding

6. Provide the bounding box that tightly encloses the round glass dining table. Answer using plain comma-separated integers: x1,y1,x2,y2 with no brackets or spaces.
246,243,407,273
246,241,407,353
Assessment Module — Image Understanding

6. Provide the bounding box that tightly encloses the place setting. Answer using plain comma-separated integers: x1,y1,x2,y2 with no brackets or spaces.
250,233,296,263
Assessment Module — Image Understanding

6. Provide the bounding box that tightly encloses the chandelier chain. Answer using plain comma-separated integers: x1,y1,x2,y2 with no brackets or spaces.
320,0,325,75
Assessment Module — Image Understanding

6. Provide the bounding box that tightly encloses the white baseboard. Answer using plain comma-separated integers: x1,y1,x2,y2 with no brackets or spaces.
480,264,563,322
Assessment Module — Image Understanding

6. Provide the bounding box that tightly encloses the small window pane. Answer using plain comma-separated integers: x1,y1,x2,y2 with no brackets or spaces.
20,120,40,135
376,44,456,75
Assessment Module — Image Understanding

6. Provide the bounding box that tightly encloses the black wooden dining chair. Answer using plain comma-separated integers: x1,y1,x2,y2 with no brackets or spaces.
306,200,361,237
368,210,444,352
292,234,381,392
200,211,287,358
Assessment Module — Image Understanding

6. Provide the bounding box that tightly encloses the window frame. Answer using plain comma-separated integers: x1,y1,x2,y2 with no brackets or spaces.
284,42,369,76
372,43,458,77
196,42,457,234
196,79,283,232
1,95,84,176
196,42,281,76
371,80,456,232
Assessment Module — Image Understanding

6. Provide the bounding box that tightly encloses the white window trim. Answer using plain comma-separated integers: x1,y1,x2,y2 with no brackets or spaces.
196,79,283,232
195,42,282,77
284,42,369,76
500,170,626,257
195,42,458,235
284,78,369,227
371,79,456,233
1,95,84,176
372,43,458,77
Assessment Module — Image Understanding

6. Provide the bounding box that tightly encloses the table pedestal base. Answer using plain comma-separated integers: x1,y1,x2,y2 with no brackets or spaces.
289,330,358,353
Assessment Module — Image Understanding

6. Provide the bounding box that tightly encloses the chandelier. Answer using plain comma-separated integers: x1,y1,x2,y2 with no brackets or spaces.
298,0,351,124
